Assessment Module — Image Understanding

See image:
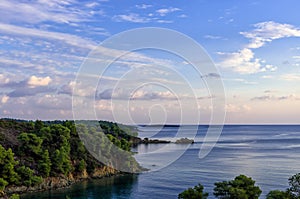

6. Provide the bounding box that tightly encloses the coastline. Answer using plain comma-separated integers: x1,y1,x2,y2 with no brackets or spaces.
0,119,143,199
2,166,120,198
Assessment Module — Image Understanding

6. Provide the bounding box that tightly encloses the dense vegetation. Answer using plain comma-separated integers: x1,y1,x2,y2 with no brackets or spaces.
178,183,208,199
178,173,300,199
0,119,141,198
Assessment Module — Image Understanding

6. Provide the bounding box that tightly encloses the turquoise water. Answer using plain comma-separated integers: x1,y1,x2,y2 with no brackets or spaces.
22,125,300,198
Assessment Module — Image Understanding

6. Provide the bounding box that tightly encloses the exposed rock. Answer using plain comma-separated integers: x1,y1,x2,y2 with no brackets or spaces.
175,138,194,144
4,166,119,197
91,166,119,178
141,138,171,144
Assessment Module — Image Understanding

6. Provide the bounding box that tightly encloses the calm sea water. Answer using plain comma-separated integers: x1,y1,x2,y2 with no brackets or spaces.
22,125,300,199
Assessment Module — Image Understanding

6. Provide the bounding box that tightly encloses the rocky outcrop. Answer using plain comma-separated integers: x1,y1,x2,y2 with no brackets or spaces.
175,138,194,144
142,138,171,144
3,166,119,197
5,175,73,195
91,166,119,178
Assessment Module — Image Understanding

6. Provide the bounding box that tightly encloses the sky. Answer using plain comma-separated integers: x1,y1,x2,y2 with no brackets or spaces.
0,0,300,124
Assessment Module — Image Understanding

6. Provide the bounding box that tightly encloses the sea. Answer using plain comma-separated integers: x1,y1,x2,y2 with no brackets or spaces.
21,125,300,199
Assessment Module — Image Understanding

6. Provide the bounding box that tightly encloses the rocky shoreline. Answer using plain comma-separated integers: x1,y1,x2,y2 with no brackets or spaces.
1,166,119,199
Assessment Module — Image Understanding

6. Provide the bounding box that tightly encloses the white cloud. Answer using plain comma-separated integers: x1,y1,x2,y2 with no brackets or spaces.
280,74,300,81
112,13,150,23
251,94,300,101
1,95,9,104
35,94,71,110
0,74,10,84
27,76,52,87
292,55,300,59
178,14,187,18
135,4,152,9
225,104,251,113
223,77,257,85
131,90,176,100
85,2,99,8
218,48,277,74
261,75,273,79
157,20,173,24
241,21,300,49
0,23,96,49
94,100,112,112
0,0,90,24
218,48,259,73
204,35,223,40
156,7,181,16
0,93,73,119
218,21,300,74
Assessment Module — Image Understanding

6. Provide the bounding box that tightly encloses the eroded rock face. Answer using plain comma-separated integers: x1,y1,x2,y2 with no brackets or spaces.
4,166,118,196
5,175,73,195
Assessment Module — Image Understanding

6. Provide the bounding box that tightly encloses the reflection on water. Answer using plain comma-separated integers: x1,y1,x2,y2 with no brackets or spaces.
21,174,138,199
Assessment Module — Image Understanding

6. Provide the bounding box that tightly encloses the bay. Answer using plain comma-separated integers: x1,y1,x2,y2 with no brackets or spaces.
22,125,300,199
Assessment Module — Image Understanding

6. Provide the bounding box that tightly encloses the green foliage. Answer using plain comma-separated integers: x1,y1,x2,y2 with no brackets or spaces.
213,174,262,199
287,173,300,198
266,190,290,199
178,183,208,199
51,148,72,176
16,166,42,187
0,119,140,192
34,120,44,133
17,133,43,156
76,159,86,173
0,178,8,191
9,194,20,199
38,150,51,177
0,145,19,184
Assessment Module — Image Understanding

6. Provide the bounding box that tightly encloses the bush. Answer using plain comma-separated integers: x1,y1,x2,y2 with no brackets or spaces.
213,175,262,199
287,173,300,198
266,190,290,199
178,183,208,199
0,178,8,191
9,194,20,199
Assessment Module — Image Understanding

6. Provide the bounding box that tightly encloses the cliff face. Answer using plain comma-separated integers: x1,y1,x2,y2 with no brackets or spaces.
4,166,119,197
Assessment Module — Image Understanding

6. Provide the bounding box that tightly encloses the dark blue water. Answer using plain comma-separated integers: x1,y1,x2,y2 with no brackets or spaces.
22,125,300,199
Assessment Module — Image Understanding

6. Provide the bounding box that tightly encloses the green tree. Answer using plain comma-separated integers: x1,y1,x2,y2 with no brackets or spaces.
287,173,300,198
51,148,72,176
38,126,51,140
17,133,43,156
266,190,290,199
0,145,20,184
16,166,42,187
178,183,208,199
9,194,20,199
0,178,8,192
76,159,86,173
213,174,262,199
38,150,51,177
51,149,63,175
34,120,44,133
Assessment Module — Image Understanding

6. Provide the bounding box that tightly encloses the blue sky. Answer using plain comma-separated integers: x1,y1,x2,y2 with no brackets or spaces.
0,0,300,124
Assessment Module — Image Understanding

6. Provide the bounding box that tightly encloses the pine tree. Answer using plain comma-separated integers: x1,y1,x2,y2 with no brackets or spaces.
38,150,51,177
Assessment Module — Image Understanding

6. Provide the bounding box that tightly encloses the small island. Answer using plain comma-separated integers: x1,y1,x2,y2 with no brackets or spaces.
141,137,171,144
131,137,195,145
175,138,194,144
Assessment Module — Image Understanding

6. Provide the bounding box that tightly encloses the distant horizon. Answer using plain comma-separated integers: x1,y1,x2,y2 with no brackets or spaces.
2,117,299,126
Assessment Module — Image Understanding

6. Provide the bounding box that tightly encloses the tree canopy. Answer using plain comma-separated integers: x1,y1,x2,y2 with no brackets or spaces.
178,183,208,199
213,174,262,199
0,119,141,198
